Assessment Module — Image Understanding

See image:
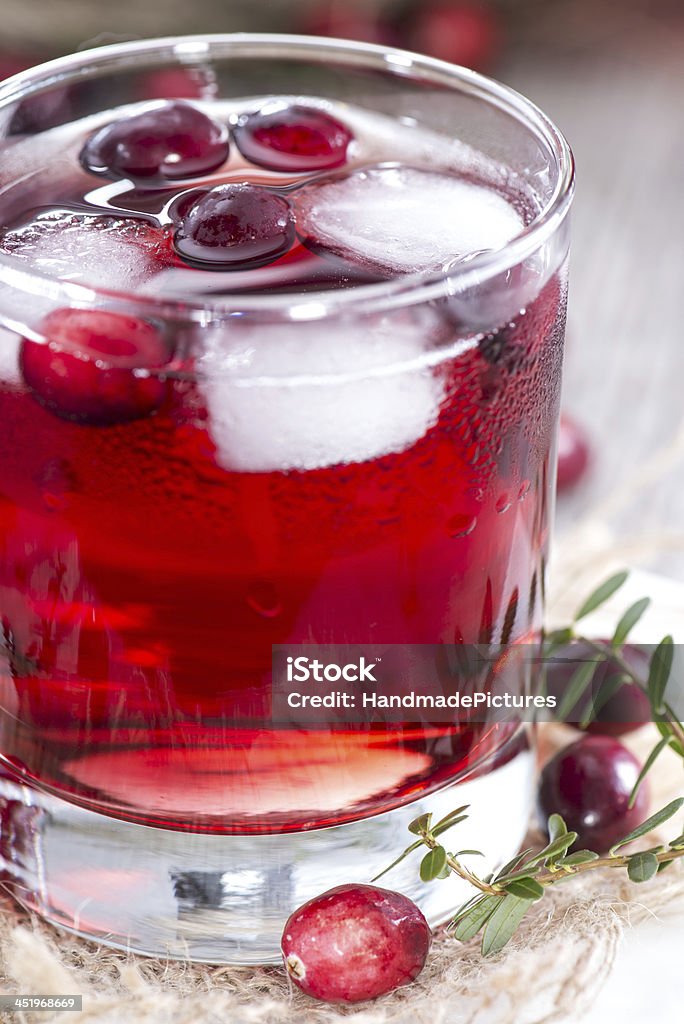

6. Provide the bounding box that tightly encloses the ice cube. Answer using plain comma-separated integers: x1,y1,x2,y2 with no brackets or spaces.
0,328,21,385
0,211,157,294
295,166,524,275
197,312,446,472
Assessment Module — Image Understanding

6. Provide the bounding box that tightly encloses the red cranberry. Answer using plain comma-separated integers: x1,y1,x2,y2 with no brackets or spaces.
20,308,171,425
233,104,352,172
546,640,652,736
80,101,229,183
282,883,431,1004
538,735,649,853
556,414,591,491
173,183,295,270
400,2,500,71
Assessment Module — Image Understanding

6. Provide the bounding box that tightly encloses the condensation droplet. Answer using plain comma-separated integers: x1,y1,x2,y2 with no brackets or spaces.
246,580,282,618
517,479,531,501
447,513,477,539
495,493,512,514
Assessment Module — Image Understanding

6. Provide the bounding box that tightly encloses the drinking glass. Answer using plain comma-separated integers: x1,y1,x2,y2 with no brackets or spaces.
0,35,573,963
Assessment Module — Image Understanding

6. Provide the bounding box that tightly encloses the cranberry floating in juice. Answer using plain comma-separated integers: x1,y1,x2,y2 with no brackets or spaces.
0,36,573,963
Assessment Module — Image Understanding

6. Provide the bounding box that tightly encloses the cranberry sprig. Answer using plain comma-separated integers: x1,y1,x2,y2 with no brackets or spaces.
376,571,684,957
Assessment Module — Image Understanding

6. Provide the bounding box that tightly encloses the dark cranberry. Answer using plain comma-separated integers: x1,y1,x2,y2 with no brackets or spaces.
80,101,229,183
403,2,500,71
538,735,649,853
173,183,295,270
557,414,591,491
282,883,431,1004
546,640,652,736
20,308,171,425
233,104,352,172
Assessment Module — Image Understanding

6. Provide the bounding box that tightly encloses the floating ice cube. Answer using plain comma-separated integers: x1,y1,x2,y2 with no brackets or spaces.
0,327,20,385
295,166,524,275
0,211,157,294
197,313,446,472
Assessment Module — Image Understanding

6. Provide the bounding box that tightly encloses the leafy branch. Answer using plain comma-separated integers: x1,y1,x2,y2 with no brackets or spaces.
374,572,684,957
376,799,684,956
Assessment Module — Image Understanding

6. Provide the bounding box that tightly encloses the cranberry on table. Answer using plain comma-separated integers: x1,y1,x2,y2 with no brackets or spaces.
20,308,171,425
556,413,591,491
80,101,229,182
538,735,649,853
173,183,295,270
546,640,652,736
233,104,352,172
399,2,500,71
282,883,431,1004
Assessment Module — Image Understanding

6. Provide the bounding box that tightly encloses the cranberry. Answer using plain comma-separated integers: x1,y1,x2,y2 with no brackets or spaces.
398,2,500,71
233,104,352,172
80,101,229,183
173,183,295,270
546,640,652,736
538,735,650,853
20,308,171,425
556,414,591,491
281,883,431,1004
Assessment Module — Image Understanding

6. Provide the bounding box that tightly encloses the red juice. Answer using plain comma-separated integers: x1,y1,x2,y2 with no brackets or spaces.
0,95,566,835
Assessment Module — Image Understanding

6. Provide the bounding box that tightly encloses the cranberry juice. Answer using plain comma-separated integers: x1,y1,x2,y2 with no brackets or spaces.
0,97,565,833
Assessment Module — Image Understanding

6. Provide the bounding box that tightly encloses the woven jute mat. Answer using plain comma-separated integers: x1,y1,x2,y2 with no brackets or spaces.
2,721,683,1024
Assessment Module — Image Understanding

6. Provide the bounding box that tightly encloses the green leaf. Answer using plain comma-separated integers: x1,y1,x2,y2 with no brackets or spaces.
612,597,651,648
560,850,600,866
574,571,629,622
451,895,503,942
433,815,469,838
628,736,671,809
579,672,628,729
370,839,423,882
668,834,684,850
503,877,545,901
481,895,533,956
627,851,659,883
610,798,684,854
432,805,470,835
657,859,675,873
557,659,600,722
548,814,568,841
493,850,533,881
544,627,574,650
496,864,541,883
452,849,485,858
647,637,674,714
408,813,432,836
420,846,447,882
527,832,578,866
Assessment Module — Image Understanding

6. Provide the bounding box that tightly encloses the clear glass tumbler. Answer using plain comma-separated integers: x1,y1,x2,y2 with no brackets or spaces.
0,35,573,963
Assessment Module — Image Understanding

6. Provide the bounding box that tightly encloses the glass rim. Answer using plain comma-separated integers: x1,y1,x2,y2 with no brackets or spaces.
0,33,575,324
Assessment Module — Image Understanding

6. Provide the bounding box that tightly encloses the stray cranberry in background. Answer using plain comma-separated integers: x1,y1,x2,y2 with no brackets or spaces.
281,883,431,1003
80,101,229,183
545,640,652,736
20,308,171,425
233,104,353,172
538,735,649,853
399,2,500,71
556,413,591,491
173,183,296,270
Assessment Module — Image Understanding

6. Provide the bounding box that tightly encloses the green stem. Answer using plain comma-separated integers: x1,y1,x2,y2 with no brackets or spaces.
578,636,684,750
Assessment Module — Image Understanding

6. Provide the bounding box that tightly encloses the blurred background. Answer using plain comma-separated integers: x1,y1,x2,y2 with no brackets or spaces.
2,0,683,583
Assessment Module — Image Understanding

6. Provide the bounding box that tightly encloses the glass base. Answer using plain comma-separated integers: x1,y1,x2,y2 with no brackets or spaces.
0,746,534,964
